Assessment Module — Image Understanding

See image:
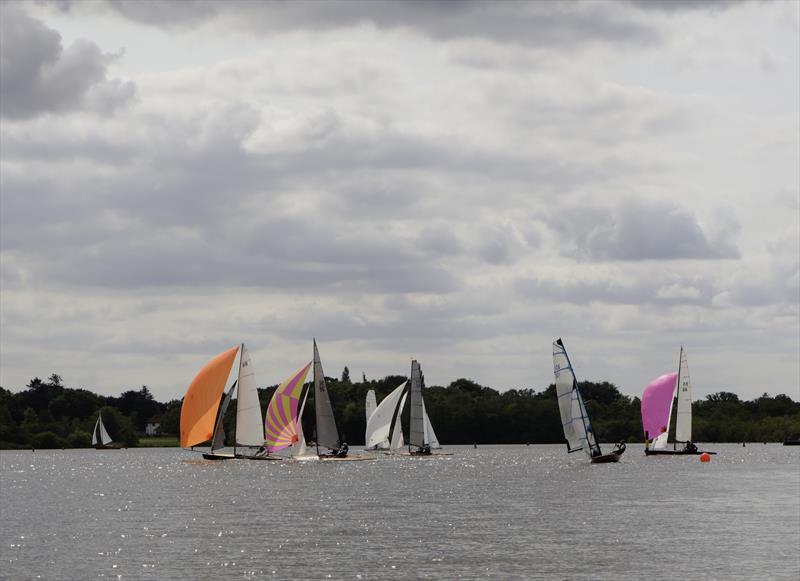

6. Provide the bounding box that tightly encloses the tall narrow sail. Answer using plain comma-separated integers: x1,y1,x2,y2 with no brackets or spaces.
674,347,692,445
180,345,240,448
390,392,408,450
553,339,600,459
313,340,340,451
235,344,265,447
92,413,112,447
641,372,678,450
365,381,406,449
422,400,440,448
365,390,378,423
408,360,425,449
264,363,312,453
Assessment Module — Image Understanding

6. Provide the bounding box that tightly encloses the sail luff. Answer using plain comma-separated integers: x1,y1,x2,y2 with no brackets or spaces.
409,360,425,449
234,344,265,446
674,347,692,444
313,340,340,450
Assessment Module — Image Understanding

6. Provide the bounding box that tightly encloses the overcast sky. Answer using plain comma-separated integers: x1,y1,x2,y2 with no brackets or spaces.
1,0,798,402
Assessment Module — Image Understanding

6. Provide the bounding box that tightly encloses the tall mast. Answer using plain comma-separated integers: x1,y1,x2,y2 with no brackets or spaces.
559,339,600,456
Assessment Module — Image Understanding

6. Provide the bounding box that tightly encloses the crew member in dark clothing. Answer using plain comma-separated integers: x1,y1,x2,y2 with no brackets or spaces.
335,442,349,458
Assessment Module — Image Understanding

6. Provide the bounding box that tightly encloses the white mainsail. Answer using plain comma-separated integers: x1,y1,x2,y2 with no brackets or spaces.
365,382,406,449
235,344,265,447
365,390,377,423
390,392,408,450
674,347,692,445
422,400,440,448
92,413,112,447
553,339,599,459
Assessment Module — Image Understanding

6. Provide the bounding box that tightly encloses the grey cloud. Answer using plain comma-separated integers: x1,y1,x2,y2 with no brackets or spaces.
0,5,135,119
515,274,717,307
69,0,660,49
544,199,740,261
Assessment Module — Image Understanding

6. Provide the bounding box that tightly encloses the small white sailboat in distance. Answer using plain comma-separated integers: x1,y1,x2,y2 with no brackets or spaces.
407,360,447,456
92,412,114,449
553,338,625,464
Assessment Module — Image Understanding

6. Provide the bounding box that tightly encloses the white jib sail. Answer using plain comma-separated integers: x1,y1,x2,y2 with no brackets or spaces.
422,399,440,448
390,392,408,450
235,344,265,447
365,382,406,449
365,390,377,423
292,387,315,459
553,339,597,458
674,347,692,444
93,414,112,446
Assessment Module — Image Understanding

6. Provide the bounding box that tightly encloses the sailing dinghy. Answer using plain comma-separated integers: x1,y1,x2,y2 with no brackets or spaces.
365,381,407,451
92,412,115,449
642,347,715,456
265,341,372,462
553,338,625,464
180,344,275,460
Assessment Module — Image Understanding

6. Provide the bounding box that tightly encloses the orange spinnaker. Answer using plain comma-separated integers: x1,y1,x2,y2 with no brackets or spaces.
180,345,240,448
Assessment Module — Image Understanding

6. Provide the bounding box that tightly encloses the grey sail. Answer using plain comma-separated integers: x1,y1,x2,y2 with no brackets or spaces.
409,360,425,449
313,339,340,450
210,382,236,452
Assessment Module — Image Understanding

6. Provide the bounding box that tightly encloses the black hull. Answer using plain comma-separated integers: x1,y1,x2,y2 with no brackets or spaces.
202,453,235,460
783,440,800,446
591,453,621,464
645,449,717,456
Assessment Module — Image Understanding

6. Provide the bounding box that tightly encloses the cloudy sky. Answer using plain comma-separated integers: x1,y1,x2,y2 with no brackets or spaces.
1,0,798,402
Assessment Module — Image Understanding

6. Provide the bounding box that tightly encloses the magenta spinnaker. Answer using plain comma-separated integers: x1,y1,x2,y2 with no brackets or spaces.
641,372,678,440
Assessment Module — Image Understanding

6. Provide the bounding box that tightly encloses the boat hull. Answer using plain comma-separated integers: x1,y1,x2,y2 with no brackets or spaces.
783,440,800,446
645,449,717,456
384,452,453,457
202,452,236,460
590,452,621,463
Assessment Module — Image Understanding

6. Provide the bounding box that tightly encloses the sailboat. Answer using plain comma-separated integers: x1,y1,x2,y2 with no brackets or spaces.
642,347,715,456
266,340,372,462
364,381,407,451
553,338,625,464
180,344,272,460
92,412,114,449
405,360,447,456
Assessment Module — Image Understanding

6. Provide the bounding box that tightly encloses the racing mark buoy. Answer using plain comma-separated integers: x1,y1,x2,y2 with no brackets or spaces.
699,452,711,463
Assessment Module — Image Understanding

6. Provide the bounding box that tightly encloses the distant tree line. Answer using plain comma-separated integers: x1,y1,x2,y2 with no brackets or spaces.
1,372,799,449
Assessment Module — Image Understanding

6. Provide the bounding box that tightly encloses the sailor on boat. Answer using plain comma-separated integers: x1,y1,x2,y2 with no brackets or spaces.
335,442,349,458
684,441,698,453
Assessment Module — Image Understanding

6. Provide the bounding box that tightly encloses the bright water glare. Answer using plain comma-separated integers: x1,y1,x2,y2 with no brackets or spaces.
1,444,798,580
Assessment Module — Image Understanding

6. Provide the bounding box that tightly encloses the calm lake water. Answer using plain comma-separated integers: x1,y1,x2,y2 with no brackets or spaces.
1,444,798,580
